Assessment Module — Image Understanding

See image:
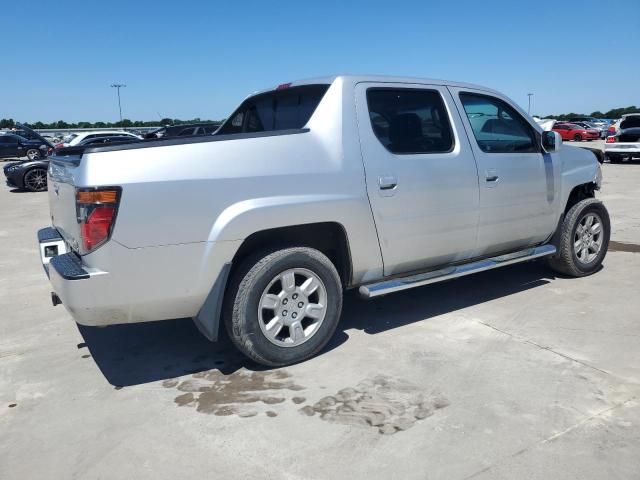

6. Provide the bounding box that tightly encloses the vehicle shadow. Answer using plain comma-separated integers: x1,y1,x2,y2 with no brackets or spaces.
339,260,555,335
78,316,350,387
79,260,554,387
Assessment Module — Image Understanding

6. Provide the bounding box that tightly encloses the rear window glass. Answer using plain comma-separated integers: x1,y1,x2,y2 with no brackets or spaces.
620,116,640,129
217,84,329,135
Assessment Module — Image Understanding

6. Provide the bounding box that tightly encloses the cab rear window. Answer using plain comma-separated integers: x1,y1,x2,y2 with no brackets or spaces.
217,84,329,135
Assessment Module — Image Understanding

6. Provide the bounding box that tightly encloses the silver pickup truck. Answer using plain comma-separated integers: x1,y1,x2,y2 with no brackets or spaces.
38,75,609,366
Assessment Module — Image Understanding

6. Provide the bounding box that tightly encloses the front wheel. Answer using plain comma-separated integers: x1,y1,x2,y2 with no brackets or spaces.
224,247,343,366
547,198,610,277
573,134,582,141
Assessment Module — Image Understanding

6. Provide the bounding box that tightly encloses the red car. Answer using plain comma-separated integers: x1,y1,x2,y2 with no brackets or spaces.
552,122,599,141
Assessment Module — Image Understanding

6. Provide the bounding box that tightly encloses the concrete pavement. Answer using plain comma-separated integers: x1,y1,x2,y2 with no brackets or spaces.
1,162,639,479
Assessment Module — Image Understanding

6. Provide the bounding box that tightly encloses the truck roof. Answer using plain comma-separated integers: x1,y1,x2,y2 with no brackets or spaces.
250,74,501,97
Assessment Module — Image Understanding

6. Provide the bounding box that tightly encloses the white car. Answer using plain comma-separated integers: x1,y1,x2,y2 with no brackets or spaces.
56,130,141,148
604,113,640,162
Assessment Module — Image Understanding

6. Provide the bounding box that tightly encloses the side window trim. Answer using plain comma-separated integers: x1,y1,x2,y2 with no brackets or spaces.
458,91,540,154
365,87,456,156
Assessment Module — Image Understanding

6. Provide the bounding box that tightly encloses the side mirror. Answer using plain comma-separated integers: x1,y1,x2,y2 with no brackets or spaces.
542,131,561,152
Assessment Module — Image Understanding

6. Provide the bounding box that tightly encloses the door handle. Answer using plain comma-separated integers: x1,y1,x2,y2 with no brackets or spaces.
485,169,499,184
379,175,398,190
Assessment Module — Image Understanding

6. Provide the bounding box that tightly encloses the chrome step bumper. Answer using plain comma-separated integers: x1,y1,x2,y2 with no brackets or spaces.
359,245,556,298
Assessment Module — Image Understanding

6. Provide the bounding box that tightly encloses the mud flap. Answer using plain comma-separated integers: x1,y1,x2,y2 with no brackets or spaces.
193,263,231,341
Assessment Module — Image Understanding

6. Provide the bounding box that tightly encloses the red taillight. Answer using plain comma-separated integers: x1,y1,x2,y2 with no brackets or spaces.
605,136,617,143
81,206,115,252
76,187,121,253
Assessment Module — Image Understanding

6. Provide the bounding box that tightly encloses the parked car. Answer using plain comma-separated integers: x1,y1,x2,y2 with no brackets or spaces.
55,130,142,149
39,75,608,367
0,132,53,160
143,123,221,139
604,113,640,162
571,121,607,138
568,117,608,129
3,157,50,191
552,122,599,141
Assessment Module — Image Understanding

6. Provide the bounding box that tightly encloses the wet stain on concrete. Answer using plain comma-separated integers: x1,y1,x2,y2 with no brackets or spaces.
292,396,306,405
609,241,640,253
266,411,278,417
8,403,17,408
300,375,449,435
81,354,91,359
164,368,304,417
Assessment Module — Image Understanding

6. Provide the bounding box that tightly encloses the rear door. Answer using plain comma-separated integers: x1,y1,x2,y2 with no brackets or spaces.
449,88,558,257
356,82,480,276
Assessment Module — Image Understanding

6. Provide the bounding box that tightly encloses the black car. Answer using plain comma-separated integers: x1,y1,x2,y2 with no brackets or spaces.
0,133,52,160
4,158,49,191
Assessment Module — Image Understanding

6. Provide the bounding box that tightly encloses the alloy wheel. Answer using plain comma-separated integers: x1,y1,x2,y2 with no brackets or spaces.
258,268,328,347
24,169,47,192
574,213,603,264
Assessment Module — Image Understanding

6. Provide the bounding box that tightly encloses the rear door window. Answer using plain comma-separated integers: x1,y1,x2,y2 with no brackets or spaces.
460,93,538,153
218,84,329,135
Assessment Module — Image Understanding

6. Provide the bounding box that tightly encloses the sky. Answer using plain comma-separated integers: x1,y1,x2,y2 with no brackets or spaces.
1,0,638,123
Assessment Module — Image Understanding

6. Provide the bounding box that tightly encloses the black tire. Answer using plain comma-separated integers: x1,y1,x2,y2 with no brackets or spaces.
25,148,41,160
23,168,48,192
573,134,582,141
607,154,622,163
547,198,610,277
224,247,343,367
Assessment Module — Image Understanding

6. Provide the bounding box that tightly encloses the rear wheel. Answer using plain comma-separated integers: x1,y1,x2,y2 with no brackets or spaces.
547,198,610,277
26,149,41,160
573,134,582,141
607,154,622,163
23,168,48,192
224,247,343,366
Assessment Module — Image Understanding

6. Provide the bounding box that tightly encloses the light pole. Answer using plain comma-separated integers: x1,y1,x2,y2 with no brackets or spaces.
110,83,126,126
527,93,534,115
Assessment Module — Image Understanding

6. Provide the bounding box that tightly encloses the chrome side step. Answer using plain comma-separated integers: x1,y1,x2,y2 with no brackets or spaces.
359,244,556,298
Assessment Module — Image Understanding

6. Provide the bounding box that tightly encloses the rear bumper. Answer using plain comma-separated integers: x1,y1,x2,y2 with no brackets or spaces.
38,226,241,329
604,147,640,155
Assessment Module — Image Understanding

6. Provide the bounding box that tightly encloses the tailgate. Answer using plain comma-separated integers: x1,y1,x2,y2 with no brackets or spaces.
48,157,83,253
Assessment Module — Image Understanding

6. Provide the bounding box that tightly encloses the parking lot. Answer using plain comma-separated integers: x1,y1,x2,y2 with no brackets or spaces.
1,158,640,479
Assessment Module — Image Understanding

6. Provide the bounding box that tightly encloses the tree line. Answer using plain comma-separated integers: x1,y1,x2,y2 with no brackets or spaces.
542,105,639,120
0,118,223,130
2,105,639,130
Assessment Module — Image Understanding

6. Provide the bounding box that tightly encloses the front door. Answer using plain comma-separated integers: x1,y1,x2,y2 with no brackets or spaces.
449,88,558,257
356,82,481,276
